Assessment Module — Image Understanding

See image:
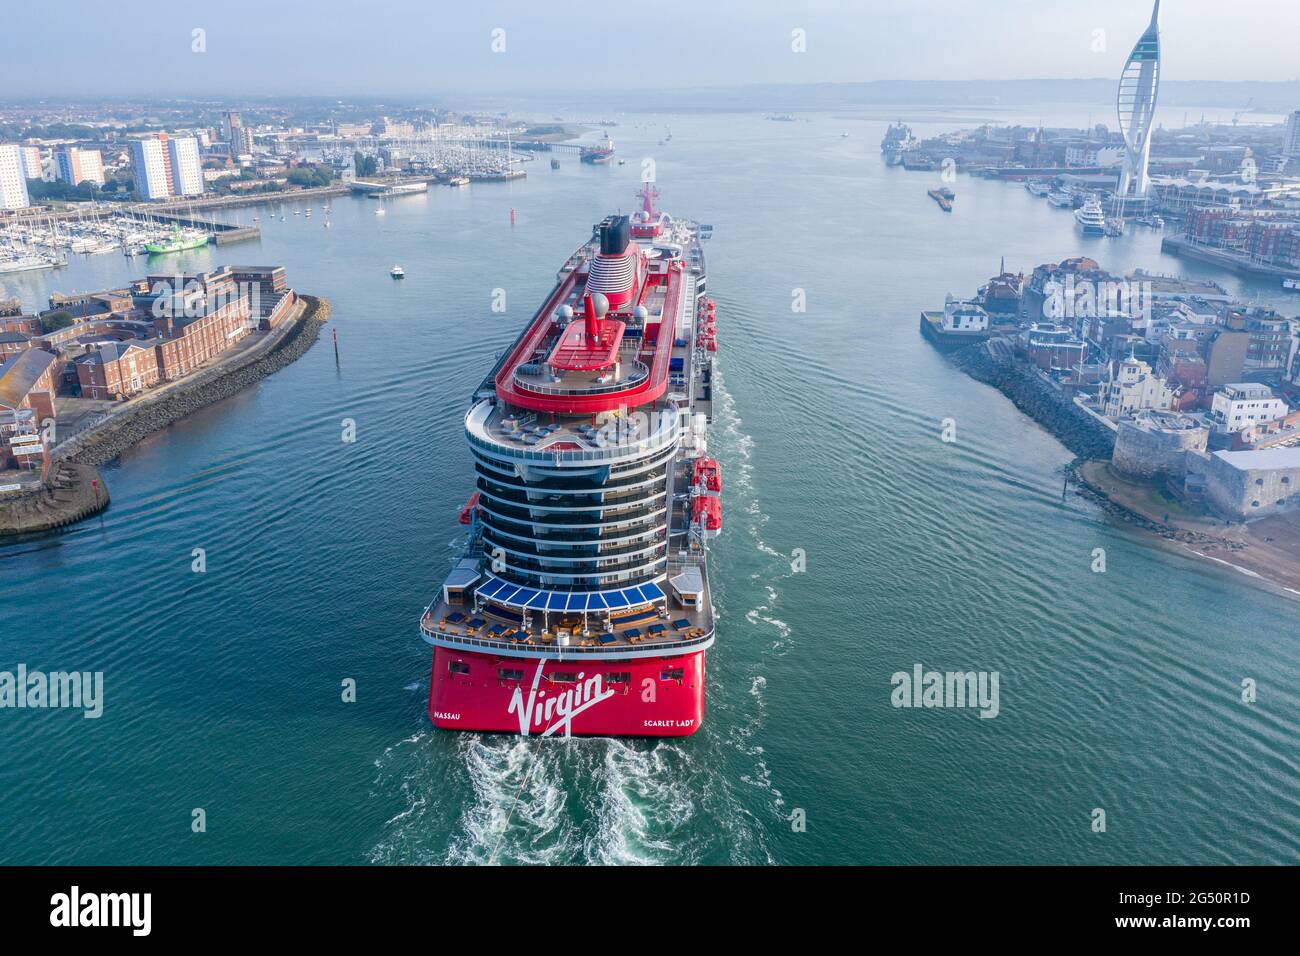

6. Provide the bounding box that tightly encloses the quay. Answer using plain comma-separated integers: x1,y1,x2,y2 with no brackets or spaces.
1160,235,1300,282
149,210,259,246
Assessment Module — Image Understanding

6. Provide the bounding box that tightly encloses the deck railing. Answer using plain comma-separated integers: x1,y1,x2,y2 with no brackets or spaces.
420,620,714,657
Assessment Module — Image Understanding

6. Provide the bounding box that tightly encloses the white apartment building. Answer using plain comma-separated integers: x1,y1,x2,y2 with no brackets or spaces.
131,137,172,199
0,144,31,210
1285,110,1300,160
19,145,44,181
1065,144,1125,167
1208,383,1287,435
166,136,204,196
1098,356,1174,418
55,147,105,186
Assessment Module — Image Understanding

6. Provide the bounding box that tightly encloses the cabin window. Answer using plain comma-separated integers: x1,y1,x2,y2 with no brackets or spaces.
607,673,632,684
660,668,684,681
549,672,580,683
449,661,471,676
498,668,524,681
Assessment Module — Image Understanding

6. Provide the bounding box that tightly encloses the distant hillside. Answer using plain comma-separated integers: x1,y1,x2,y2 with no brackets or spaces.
492,79,1300,116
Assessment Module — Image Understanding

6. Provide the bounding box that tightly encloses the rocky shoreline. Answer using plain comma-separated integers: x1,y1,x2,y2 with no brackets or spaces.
944,339,1300,599
948,341,1116,460
1068,459,1244,552
0,295,330,537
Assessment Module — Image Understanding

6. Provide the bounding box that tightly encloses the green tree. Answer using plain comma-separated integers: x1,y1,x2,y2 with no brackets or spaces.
353,152,377,178
41,310,75,333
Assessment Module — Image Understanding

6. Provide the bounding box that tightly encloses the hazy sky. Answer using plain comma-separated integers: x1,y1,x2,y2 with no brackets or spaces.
3,0,1298,98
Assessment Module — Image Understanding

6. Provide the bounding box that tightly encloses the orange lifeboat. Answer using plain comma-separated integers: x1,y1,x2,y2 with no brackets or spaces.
458,491,481,525
692,457,722,493
690,496,722,537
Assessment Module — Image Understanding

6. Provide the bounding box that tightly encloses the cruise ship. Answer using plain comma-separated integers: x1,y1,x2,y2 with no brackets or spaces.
419,185,718,737
1075,197,1107,236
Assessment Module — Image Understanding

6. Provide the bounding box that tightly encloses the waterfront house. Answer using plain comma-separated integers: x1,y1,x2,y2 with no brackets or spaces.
1097,356,1174,419
1206,383,1288,436
941,296,989,333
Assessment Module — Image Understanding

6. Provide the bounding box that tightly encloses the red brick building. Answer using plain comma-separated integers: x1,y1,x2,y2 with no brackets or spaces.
152,297,252,381
0,331,31,358
0,349,59,467
74,341,162,400
0,315,42,337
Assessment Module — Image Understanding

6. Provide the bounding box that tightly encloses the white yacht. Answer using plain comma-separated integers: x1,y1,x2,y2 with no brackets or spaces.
1075,197,1107,236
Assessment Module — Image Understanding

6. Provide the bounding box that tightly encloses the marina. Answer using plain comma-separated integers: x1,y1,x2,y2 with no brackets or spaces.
0,207,259,270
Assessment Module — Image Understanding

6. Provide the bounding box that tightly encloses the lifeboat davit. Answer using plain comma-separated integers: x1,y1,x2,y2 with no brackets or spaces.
690,496,722,537
458,491,481,525
692,457,722,493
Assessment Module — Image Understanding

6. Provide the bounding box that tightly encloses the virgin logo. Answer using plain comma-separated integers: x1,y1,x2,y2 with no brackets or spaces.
508,661,616,737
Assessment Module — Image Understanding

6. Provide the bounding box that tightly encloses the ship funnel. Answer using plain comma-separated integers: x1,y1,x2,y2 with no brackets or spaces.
599,216,631,255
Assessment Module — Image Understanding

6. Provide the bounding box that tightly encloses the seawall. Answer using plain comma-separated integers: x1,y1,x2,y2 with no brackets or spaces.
60,295,330,469
0,295,330,536
948,341,1116,461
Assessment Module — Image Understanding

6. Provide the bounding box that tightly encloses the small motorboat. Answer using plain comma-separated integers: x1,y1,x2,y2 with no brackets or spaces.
390,265,405,279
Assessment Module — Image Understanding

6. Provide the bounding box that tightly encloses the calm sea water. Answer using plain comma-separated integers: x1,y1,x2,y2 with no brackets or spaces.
2,110,1297,865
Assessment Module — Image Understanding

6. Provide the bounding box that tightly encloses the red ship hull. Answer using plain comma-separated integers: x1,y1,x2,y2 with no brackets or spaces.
428,646,705,737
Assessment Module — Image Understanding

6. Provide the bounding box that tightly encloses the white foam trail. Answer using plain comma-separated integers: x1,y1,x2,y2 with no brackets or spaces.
446,736,576,866
586,740,697,865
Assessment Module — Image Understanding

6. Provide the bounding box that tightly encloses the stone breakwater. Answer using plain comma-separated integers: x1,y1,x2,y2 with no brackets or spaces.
0,295,330,536
949,341,1116,461
947,340,1252,560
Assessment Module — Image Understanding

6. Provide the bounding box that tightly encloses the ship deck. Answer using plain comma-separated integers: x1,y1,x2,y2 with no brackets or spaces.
424,212,713,663
421,558,713,660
